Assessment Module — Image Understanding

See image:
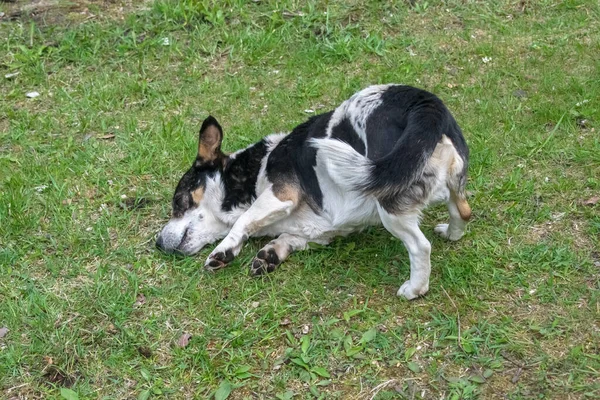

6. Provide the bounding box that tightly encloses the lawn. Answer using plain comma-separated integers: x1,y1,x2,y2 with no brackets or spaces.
0,0,599,399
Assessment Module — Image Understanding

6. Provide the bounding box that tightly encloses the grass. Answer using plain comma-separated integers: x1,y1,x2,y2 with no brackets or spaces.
1,0,599,398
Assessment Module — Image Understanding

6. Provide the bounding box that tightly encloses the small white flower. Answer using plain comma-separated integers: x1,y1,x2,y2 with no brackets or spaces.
304,109,314,114
482,56,492,64
161,37,170,46
34,185,48,193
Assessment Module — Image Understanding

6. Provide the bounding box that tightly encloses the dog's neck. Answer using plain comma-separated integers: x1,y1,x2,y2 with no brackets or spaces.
220,139,269,213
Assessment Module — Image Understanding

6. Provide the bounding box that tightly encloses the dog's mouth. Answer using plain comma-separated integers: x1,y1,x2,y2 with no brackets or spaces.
156,227,189,255
175,228,191,253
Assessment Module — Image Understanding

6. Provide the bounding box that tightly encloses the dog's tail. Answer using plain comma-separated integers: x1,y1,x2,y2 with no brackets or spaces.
311,138,374,192
313,101,468,207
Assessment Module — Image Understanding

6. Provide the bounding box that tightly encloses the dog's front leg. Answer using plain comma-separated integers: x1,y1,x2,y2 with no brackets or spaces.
249,233,310,275
205,186,299,270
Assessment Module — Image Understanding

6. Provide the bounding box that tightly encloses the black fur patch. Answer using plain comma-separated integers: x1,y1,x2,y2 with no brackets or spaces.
221,140,268,211
267,111,332,212
331,117,366,155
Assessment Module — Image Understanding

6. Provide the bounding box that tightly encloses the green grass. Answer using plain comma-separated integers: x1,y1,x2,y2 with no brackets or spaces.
1,0,599,398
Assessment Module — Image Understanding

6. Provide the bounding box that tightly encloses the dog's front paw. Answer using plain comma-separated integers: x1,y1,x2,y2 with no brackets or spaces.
397,280,428,300
434,224,464,241
204,249,235,271
249,248,280,276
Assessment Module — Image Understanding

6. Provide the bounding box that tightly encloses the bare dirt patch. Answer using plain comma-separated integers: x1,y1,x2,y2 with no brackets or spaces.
0,0,146,26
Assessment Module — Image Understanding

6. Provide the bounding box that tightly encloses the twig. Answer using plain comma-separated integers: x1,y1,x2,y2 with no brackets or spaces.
368,379,399,400
500,351,526,369
441,285,462,351
7,383,29,393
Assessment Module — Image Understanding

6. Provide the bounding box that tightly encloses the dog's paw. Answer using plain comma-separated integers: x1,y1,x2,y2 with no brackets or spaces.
249,248,280,276
397,280,428,300
204,249,235,271
434,224,464,241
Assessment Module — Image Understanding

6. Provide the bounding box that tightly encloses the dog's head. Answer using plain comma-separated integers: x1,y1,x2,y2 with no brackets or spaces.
156,116,231,255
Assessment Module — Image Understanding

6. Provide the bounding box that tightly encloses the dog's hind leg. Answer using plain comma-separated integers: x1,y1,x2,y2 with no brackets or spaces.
377,205,431,300
205,185,299,270
434,190,471,241
434,143,471,242
249,233,312,276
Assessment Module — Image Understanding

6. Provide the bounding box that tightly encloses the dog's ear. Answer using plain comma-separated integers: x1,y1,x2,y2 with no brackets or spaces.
197,116,223,163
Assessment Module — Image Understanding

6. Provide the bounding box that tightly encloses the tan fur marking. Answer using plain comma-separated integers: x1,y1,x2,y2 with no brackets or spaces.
273,184,301,204
198,125,222,161
452,192,471,221
191,187,204,205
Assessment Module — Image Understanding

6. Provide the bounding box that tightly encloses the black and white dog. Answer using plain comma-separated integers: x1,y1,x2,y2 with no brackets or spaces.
156,84,471,299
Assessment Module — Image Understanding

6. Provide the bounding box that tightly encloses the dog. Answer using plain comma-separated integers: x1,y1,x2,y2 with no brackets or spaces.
156,84,471,299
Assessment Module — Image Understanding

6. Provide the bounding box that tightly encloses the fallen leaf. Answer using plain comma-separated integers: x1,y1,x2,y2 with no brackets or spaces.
5,72,20,79
0,327,8,338
26,91,40,98
583,196,599,206
98,134,115,140
279,318,291,326
177,333,192,348
133,293,146,308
